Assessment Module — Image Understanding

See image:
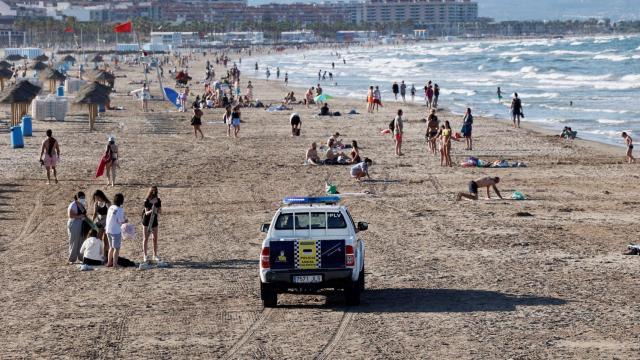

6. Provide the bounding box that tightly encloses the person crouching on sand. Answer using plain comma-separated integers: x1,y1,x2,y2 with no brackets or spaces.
622,132,635,164
456,177,503,201
351,158,373,181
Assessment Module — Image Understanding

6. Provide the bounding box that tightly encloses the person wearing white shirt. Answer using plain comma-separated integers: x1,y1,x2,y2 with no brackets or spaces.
81,229,104,266
105,193,127,268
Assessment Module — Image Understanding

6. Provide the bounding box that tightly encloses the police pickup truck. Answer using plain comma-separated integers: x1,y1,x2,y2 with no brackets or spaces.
259,196,368,307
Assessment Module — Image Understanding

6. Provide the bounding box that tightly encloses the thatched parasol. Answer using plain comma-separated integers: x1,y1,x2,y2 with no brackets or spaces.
0,60,12,69
91,70,115,86
74,81,111,130
5,54,24,61
0,80,42,126
0,68,14,90
62,55,76,63
90,54,103,63
34,54,49,62
41,68,66,94
29,61,48,71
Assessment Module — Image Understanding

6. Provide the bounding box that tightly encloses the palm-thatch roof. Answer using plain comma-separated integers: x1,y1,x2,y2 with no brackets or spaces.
41,68,66,81
62,55,76,62
0,81,42,103
74,81,111,105
34,54,49,61
5,54,24,61
90,54,103,62
0,60,12,68
0,68,14,79
91,70,115,82
29,61,48,71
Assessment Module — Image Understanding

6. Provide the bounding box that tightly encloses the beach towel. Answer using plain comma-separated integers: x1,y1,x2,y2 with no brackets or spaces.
95,155,108,178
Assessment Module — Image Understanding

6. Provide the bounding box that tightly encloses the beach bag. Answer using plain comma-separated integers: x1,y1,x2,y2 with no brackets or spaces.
121,223,137,240
511,191,526,201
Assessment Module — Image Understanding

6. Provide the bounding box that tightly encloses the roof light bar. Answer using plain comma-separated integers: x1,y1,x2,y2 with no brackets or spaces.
283,196,341,205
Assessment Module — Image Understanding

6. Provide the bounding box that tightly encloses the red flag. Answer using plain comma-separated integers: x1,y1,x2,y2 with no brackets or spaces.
64,26,73,33
114,21,132,33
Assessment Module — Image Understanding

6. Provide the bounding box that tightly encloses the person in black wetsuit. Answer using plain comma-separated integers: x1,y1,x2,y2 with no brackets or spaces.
511,92,523,128
142,186,162,263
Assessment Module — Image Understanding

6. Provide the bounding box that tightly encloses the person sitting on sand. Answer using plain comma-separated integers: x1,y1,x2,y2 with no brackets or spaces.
306,142,321,165
351,158,373,181
622,132,635,163
325,138,348,165
349,140,362,164
319,103,331,116
80,229,104,266
456,177,503,201
329,132,344,148
560,127,577,140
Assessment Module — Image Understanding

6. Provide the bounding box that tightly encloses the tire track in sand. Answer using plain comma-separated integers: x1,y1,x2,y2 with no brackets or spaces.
313,308,354,360
221,307,274,360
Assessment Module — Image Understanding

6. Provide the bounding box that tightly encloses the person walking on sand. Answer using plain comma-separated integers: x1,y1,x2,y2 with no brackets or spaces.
106,193,127,268
456,177,503,201
426,109,439,156
191,101,204,140
284,72,288,86
622,132,635,163
67,191,88,264
511,93,523,128
366,86,374,113
104,136,119,187
40,129,60,184
231,105,241,138
426,84,434,109
440,121,453,167
410,84,416,102
246,81,254,101
141,83,150,112
461,108,474,151
223,105,232,137
393,109,404,156
400,81,407,102
433,84,440,108
142,186,162,263
392,82,399,101
373,86,382,112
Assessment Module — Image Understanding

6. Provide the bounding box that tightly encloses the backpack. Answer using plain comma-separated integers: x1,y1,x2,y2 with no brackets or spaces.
389,119,395,132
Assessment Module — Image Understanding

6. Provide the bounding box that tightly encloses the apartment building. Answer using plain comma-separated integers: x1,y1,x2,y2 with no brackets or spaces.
358,0,478,24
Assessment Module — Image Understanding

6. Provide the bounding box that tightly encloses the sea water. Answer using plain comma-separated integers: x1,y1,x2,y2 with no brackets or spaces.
244,35,640,146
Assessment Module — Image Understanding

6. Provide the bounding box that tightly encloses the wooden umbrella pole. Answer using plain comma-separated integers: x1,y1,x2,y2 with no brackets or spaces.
10,103,15,126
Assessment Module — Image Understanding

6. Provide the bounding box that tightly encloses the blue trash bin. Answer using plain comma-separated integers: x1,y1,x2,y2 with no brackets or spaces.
11,126,24,148
21,115,32,136
57,85,64,97
98,103,105,113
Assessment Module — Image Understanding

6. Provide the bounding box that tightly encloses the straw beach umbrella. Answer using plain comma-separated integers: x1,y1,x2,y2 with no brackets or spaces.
41,68,66,94
0,81,41,126
5,54,24,61
74,81,111,130
0,60,12,69
0,68,14,90
91,70,115,87
34,54,49,62
29,61,48,71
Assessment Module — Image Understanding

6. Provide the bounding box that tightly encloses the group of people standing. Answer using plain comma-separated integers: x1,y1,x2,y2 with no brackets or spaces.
66,186,162,268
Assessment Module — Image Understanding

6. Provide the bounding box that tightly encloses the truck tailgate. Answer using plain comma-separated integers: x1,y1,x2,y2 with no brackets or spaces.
269,239,345,270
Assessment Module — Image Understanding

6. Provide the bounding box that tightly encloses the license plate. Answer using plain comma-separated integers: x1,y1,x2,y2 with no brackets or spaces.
293,275,322,284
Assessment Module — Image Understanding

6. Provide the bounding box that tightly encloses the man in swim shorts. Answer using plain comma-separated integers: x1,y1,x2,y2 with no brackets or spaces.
456,177,503,201
40,129,60,184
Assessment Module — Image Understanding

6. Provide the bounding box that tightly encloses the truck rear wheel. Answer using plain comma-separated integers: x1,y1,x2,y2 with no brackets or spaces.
345,272,363,306
261,283,277,308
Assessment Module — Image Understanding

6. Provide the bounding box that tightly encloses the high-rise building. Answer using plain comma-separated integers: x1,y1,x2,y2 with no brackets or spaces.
342,0,478,25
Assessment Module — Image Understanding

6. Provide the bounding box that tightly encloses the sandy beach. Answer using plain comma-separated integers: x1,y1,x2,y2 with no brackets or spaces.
0,53,639,359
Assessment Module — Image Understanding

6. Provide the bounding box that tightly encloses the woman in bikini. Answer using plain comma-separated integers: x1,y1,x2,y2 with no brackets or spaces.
105,136,118,187
366,86,374,113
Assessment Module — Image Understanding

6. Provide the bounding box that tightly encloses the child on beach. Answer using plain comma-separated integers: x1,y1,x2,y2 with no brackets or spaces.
80,229,104,266
622,132,635,163
231,105,241,138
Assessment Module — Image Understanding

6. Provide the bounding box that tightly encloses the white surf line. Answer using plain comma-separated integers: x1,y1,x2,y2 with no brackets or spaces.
221,307,274,360
314,309,354,360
